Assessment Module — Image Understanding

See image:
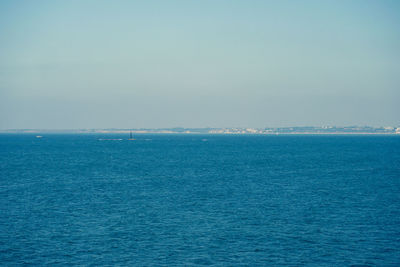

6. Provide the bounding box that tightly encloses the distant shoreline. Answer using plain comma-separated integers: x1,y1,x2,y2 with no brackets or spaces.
1,127,399,136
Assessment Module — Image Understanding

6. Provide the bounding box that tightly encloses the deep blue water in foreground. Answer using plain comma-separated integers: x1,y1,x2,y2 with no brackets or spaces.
1,134,400,266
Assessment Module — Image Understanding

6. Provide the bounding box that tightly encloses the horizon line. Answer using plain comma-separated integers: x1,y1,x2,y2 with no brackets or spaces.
1,125,400,131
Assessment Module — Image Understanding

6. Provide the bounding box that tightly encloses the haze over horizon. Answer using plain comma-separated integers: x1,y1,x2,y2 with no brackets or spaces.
1,0,399,129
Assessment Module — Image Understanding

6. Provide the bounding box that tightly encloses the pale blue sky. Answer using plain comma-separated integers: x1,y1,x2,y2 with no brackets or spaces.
1,0,399,129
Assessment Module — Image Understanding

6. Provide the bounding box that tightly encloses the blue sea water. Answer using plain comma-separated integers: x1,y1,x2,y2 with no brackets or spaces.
0,134,400,266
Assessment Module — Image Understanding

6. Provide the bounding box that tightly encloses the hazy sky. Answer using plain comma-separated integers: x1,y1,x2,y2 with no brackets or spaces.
1,0,399,129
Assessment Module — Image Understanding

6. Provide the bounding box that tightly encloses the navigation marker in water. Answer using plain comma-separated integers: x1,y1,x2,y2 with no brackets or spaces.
128,131,135,140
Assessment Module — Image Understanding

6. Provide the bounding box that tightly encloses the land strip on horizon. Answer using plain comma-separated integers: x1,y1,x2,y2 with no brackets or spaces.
1,126,400,135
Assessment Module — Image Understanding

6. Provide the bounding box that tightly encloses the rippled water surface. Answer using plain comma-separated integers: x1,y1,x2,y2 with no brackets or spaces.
1,134,400,266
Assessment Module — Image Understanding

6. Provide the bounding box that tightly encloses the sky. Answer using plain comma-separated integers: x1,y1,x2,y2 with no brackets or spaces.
0,0,399,129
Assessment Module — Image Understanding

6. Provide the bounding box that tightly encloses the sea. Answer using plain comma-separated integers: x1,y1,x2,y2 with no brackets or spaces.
0,134,399,266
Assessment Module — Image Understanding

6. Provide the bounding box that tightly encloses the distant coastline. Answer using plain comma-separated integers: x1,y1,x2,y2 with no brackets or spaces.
1,126,399,135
